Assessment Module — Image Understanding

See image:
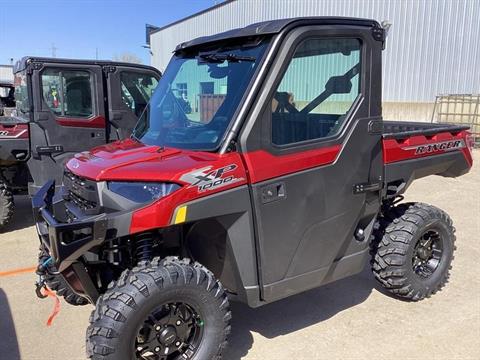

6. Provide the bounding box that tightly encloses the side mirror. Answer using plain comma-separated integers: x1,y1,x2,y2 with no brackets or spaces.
324,75,352,94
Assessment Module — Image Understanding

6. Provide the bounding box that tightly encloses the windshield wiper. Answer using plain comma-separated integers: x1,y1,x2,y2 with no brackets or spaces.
197,53,256,63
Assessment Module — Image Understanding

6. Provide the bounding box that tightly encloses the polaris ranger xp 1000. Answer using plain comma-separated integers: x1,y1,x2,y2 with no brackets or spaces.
34,18,473,360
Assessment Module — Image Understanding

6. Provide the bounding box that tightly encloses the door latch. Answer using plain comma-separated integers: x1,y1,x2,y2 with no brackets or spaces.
353,182,382,194
261,182,286,204
36,145,64,155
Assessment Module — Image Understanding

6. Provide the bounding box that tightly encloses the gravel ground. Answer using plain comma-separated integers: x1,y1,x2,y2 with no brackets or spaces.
0,150,479,360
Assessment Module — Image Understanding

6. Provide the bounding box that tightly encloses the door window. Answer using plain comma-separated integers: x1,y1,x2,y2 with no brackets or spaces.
271,38,361,146
120,71,158,117
41,69,93,117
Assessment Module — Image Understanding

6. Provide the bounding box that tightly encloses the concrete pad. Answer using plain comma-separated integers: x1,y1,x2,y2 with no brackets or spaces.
0,151,479,359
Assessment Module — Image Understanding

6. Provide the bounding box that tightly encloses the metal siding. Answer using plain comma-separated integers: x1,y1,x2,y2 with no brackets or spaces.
150,0,480,102
0,65,14,83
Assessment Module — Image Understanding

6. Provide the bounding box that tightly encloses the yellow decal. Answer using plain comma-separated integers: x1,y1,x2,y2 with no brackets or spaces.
174,206,187,224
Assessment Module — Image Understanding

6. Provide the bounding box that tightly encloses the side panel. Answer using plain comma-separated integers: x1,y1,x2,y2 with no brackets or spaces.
384,150,471,196
28,63,107,192
251,120,381,302
383,130,472,165
239,25,384,303
171,186,261,306
0,121,29,162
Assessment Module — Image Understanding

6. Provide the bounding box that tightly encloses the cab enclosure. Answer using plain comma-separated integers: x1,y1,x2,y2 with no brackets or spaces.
0,57,160,228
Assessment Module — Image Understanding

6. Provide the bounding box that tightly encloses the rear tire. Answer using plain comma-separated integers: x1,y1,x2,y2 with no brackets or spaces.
86,257,231,360
38,245,89,306
371,202,455,301
0,180,14,230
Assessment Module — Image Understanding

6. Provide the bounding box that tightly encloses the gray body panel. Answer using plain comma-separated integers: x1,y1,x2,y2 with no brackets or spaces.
178,186,261,306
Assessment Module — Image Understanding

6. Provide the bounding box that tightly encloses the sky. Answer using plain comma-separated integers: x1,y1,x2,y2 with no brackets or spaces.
0,0,221,65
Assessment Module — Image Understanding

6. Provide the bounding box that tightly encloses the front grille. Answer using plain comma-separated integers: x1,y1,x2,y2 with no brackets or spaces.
68,190,97,210
63,170,99,212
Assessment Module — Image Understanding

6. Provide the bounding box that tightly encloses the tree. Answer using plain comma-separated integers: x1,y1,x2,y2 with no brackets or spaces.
113,52,143,64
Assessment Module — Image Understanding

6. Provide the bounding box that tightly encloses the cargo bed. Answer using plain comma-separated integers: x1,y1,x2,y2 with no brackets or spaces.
383,121,470,139
382,120,472,197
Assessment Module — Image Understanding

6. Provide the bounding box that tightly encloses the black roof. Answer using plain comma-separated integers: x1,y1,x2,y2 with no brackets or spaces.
175,17,381,52
14,56,159,74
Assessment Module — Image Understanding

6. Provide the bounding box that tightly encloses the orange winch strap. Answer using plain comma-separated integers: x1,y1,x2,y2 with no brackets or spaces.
41,286,61,326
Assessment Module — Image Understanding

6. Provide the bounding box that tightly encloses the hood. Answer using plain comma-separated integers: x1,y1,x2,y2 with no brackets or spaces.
67,138,228,183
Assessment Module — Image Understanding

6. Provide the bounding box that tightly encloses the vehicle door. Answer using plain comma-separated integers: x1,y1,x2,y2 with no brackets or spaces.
241,26,384,302
28,63,107,190
105,66,160,140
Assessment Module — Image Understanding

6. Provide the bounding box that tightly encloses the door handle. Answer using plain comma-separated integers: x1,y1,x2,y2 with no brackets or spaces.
261,182,286,204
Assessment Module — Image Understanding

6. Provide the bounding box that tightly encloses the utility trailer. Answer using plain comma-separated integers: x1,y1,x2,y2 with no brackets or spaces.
33,18,473,359
0,57,160,229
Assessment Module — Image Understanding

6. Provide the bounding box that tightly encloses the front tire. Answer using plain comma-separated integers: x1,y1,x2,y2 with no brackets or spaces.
371,202,456,301
86,257,231,360
38,245,89,306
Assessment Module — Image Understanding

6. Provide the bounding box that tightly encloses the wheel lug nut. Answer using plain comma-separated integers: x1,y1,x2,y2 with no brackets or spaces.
154,346,160,352
176,320,181,326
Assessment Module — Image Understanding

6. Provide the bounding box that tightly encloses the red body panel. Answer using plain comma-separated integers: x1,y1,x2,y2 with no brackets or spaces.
56,115,105,128
66,139,247,234
66,127,473,235
382,130,473,167
242,145,341,183
0,123,29,139
68,139,245,183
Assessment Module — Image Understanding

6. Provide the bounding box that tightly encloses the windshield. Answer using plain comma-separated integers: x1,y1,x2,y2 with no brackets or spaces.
133,40,269,151
14,71,30,120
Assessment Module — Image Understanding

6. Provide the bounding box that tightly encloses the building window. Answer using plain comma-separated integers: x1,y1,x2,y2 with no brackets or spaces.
200,82,214,94
176,83,188,97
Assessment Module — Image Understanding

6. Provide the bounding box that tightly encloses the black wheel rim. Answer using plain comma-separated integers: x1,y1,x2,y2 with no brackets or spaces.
135,302,204,359
412,229,444,278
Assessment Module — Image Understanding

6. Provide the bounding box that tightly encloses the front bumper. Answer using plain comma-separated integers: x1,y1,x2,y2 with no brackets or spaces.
32,180,113,273
32,180,131,272
33,180,138,302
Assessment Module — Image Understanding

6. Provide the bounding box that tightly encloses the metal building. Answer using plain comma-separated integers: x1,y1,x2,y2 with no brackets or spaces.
148,0,480,121
0,65,14,83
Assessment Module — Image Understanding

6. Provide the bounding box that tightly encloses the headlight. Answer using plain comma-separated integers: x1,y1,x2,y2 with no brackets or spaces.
107,182,181,203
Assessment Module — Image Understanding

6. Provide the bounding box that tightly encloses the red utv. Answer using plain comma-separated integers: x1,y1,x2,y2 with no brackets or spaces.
33,18,473,359
0,57,160,229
